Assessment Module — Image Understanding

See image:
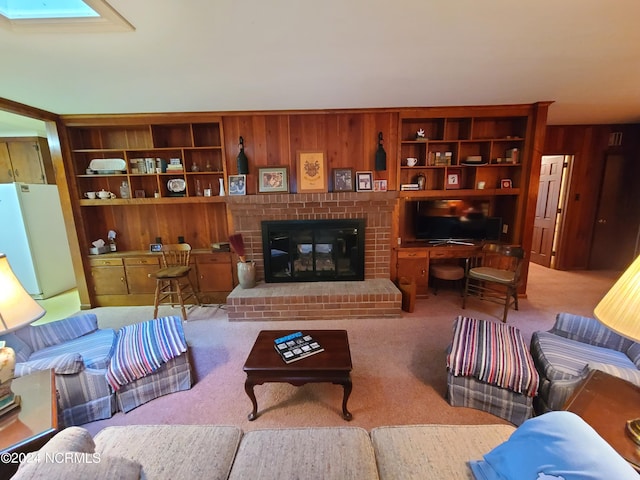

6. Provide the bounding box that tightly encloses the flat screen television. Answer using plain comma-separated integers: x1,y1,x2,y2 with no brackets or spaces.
415,215,502,244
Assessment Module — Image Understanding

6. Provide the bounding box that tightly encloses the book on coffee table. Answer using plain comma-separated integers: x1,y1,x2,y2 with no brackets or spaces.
274,332,324,364
0,394,21,419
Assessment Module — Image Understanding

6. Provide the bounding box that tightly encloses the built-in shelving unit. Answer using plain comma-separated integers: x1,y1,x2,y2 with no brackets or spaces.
398,115,527,193
69,121,226,201
63,115,233,307
58,104,549,308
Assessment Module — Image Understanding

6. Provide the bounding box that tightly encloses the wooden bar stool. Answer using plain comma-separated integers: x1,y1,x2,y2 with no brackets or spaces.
150,243,200,320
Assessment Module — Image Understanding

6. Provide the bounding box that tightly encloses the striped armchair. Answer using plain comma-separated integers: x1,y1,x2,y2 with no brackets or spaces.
0,313,117,426
530,312,640,413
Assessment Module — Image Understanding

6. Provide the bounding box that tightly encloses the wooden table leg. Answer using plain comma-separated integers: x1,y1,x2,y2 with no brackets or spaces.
244,378,259,421
339,377,353,420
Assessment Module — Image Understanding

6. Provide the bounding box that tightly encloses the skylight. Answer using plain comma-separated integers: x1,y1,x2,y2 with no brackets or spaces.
0,0,99,20
0,0,134,32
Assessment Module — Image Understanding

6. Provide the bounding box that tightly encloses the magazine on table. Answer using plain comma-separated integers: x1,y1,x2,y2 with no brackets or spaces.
274,332,324,364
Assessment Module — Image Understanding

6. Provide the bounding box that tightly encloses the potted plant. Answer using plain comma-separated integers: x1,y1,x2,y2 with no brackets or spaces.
228,233,256,288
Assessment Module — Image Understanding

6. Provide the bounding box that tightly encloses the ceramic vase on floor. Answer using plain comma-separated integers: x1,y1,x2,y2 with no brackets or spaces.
237,261,256,289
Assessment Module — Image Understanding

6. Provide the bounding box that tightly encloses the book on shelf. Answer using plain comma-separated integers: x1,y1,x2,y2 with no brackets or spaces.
274,332,324,364
400,184,420,191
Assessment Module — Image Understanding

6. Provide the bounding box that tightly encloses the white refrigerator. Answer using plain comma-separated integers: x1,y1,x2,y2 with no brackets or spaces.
0,183,76,299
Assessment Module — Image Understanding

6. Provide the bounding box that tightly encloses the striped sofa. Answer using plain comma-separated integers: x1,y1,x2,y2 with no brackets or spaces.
1,313,116,426
530,312,640,413
0,313,192,426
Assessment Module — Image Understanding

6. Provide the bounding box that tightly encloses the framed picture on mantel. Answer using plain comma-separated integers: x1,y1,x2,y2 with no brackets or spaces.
298,151,327,193
258,167,288,193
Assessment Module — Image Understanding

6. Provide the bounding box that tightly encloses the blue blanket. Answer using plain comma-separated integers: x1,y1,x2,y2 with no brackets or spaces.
106,316,187,391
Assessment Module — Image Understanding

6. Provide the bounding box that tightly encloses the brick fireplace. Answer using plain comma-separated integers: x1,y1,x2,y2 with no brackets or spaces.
225,192,402,320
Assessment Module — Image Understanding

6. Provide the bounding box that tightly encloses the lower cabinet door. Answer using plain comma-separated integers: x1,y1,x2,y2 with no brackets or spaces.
91,266,127,295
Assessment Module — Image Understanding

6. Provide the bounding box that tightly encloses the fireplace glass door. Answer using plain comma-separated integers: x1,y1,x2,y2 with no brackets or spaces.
262,219,365,282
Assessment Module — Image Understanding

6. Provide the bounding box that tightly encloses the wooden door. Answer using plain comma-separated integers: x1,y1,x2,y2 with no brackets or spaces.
589,154,640,270
531,155,564,267
7,140,46,183
0,143,13,183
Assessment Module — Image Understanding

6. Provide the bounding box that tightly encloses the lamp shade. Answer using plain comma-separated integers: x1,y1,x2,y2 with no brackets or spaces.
0,253,45,333
594,254,640,341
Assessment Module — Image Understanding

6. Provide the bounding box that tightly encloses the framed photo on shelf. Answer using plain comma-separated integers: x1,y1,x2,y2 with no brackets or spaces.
446,168,461,189
332,168,354,192
501,178,513,189
228,174,247,195
298,151,327,193
356,171,374,192
373,179,388,192
258,167,288,193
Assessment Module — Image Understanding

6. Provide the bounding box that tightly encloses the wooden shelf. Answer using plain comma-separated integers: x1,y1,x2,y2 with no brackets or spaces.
79,196,227,206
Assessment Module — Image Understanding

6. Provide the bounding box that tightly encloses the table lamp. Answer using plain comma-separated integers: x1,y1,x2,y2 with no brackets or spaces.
0,253,46,406
593,253,640,445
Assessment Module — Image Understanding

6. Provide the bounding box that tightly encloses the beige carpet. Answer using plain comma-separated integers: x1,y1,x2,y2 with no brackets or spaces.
82,263,617,436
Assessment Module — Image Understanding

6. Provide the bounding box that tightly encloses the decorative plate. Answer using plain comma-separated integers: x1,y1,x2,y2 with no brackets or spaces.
167,178,186,193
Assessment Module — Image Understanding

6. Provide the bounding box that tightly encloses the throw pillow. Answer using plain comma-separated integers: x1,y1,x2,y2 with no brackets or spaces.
469,411,638,480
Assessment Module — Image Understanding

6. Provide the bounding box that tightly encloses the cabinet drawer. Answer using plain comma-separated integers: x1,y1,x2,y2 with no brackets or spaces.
89,257,123,266
398,250,428,259
430,248,477,259
196,253,231,265
124,257,160,266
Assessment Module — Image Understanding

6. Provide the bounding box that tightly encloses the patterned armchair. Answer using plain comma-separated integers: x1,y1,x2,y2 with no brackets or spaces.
530,312,640,413
0,313,116,426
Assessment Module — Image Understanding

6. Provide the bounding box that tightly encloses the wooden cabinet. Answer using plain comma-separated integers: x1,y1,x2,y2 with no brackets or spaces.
195,253,234,304
89,257,127,296
0,137,54,184
397,244,481,297
124,256,160,294
397,250,428,296
62,115,232,307
87,251,233,307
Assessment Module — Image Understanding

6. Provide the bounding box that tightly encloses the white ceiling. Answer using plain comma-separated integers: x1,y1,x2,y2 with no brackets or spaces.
1,0,639,135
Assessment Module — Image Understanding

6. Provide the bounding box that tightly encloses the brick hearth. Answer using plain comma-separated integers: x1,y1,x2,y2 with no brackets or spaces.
226,192,402,321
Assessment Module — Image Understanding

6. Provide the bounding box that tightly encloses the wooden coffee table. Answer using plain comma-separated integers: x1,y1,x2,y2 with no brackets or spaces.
243,330,353,421
563,369,640,470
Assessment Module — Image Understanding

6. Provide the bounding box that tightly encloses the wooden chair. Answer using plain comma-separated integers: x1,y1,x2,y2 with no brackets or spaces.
462,243,525,322
150,243,200,320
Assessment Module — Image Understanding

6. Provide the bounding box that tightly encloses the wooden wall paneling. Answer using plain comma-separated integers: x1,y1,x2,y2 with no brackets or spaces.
543,125,610,270
363,112,398,187
289,114,328,192
223,114,292,195
339,113,364,170
51,119,94,308
501,102,550,293
263,115,291,167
